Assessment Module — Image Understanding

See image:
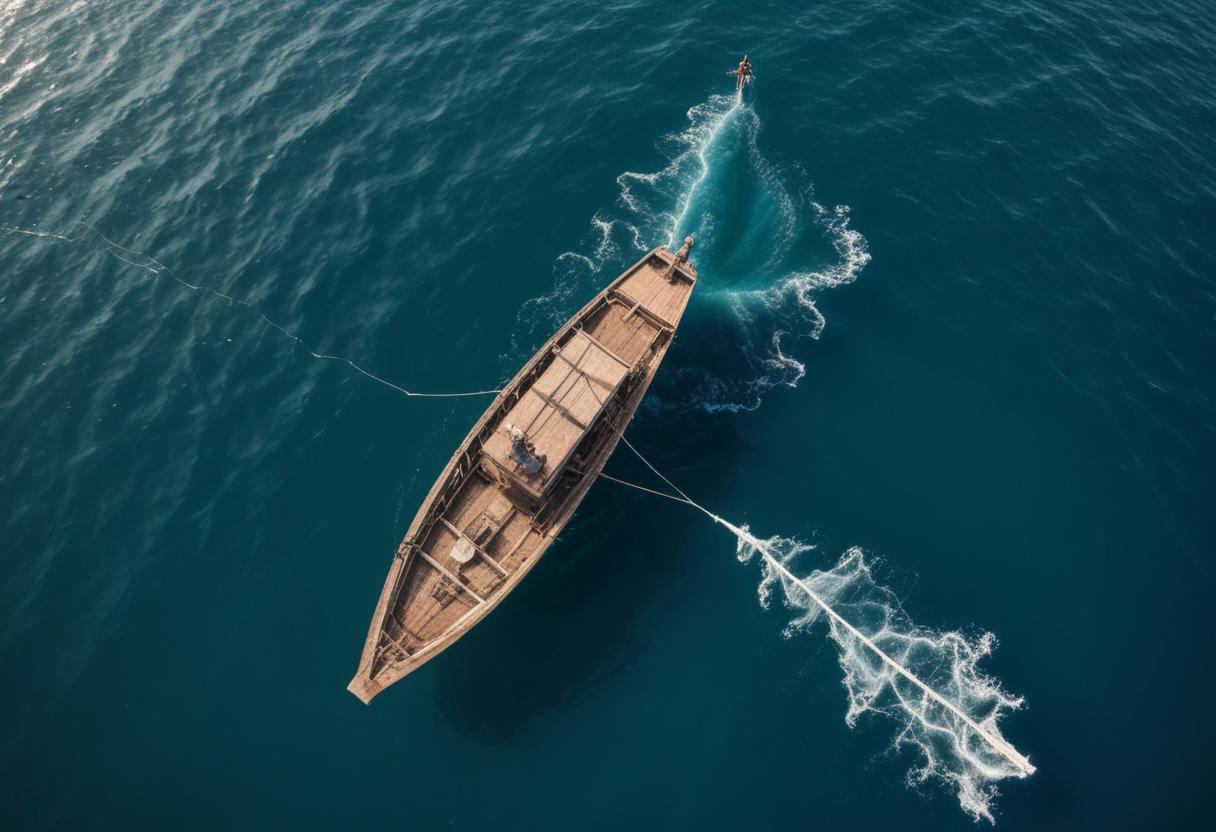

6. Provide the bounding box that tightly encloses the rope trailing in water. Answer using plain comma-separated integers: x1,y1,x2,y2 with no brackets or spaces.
596,466,1037,776
7,219,1031,770
711,515,1036,776
1,222,504,399
578,375,1035,776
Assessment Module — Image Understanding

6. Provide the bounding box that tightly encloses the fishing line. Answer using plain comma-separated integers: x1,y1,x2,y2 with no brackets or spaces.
0,224,74,241
593,461,1036,777
577,370,1035,777
0,221,503,398
569,467,689,506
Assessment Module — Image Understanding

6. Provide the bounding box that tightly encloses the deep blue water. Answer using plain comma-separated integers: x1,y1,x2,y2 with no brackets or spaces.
2,0,1215,828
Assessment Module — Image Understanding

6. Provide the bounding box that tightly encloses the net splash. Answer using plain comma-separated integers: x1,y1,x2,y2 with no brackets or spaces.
732,524,1032,823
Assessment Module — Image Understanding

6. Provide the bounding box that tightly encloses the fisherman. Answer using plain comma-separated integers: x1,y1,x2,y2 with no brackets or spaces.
735,54,753,92
673,235,694,264
663,236,695,281
506,422,546,476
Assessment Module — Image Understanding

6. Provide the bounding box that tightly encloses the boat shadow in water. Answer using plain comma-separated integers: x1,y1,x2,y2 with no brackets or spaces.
432,411,745,742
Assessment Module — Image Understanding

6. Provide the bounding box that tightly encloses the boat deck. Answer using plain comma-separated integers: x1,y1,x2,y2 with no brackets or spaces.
349,244,697,702
481,329,630,497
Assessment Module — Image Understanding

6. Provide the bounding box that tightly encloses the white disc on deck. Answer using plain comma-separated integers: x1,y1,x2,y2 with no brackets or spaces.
451,537,476,565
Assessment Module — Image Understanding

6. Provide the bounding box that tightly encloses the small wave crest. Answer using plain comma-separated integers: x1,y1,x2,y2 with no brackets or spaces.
514,93,869,411
736,529,1029,823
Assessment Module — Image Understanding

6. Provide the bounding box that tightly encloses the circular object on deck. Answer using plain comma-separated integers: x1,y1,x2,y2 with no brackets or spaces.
451,537,476,565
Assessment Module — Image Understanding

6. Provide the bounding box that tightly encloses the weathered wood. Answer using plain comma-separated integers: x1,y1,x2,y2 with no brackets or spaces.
437,516,509,576
416,549,486,605
571,326,632,369
347,244,697,704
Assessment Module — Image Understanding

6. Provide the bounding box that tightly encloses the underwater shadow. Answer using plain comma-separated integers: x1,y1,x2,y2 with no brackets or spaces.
432,407,747,742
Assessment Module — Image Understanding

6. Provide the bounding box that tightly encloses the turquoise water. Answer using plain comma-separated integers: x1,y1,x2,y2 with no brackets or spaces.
2,0,1214,828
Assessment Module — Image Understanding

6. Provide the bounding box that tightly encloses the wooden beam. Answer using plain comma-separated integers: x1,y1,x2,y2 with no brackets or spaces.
549,348,618,392
533,388,588,430
407,602,490,663
416,549,486,605
573,326,632,369
378,631,414,661
437,517,510,577
386,545,417,612
612,290,675,331
499,529,531,565
475,549,509,576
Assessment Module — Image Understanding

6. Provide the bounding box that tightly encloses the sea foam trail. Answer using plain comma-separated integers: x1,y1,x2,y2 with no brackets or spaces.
730,524,1031,823
516,93,870,412
596,417,1034,823
522,95,1038,816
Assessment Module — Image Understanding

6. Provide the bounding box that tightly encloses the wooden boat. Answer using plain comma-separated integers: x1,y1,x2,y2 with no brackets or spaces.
348,239,698,703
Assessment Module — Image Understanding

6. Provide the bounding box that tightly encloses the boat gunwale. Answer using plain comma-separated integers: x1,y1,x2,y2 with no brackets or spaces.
349,246,696,702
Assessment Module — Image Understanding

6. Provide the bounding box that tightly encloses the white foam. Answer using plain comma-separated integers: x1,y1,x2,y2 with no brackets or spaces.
518,92,870,413
733,527,1031,823
762,331,807,388
664,99,742,247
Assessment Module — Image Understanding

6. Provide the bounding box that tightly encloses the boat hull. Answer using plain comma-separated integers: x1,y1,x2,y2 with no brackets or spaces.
349,245,697,703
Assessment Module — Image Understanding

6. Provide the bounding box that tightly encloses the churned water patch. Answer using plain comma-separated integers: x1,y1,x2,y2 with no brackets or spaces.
515,91,869,413
735,530,1031,823
513,83,1035,821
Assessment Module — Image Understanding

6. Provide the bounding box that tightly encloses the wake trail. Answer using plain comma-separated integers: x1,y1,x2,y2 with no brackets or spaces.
0,221,503,399
518,91,870,413
546,102,1032,818
581,366,1034,823
665,97,741,248
719,517,1035,777
730,526,1033,823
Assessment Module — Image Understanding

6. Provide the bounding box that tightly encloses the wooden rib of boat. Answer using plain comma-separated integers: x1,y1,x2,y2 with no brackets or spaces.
348,239,698,703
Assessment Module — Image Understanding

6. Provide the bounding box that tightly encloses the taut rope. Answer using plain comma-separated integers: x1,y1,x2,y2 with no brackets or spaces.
1,222,504,399
577,375,1036,776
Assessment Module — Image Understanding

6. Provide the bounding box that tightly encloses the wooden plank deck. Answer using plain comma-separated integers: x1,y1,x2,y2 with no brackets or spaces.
348,244,697,703
481,329,630,492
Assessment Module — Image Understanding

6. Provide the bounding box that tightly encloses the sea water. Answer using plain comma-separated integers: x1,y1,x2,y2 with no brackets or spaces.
2,1,1214,829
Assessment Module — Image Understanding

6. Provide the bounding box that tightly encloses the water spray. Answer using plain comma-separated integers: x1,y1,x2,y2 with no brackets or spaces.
666,98,741,248
714,514,1036,777
577,371,1035,780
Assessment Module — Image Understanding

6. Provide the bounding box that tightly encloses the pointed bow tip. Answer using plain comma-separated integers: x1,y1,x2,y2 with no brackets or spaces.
346,675,380,704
